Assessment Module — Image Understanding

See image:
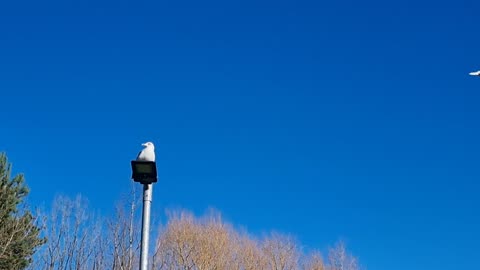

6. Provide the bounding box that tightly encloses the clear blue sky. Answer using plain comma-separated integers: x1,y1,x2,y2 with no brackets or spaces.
1,1,479,269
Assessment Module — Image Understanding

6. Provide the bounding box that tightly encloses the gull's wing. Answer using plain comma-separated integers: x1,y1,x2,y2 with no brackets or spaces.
469,71,480,76
136,149,144,160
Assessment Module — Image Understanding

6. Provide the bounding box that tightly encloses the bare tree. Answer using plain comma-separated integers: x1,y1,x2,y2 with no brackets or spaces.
303,251,325,270
192,211,235,270
230,232,268,270
262,233,299,270
33,187,142,270
32,192,362,270
152,211,199,270
152,210,241,270
37,195,103,270
327,241,359,270
108,187,140,270
152,210,307,270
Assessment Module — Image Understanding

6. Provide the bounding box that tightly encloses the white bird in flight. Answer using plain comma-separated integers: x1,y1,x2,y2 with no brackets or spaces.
469,70,480,76
137,142,156,162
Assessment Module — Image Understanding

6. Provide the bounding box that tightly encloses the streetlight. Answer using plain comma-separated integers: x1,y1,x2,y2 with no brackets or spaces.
131,160,157,270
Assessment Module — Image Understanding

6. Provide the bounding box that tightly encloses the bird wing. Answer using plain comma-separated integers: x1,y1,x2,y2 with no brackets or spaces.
137,149,146,160
136,148,155,161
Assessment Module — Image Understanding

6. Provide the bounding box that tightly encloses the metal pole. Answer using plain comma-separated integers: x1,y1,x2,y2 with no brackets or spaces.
140,183,153,270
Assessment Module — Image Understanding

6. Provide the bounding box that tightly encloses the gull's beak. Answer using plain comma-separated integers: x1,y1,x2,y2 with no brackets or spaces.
142,143,147,147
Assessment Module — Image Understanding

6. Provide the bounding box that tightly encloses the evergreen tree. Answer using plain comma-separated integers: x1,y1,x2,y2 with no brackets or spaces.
0,153,45,270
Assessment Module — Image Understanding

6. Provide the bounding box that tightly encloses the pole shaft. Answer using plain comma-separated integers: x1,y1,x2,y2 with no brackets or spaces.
140,184,153,270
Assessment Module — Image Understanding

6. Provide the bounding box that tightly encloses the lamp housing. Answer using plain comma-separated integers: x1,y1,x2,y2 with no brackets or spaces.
131,161,158,184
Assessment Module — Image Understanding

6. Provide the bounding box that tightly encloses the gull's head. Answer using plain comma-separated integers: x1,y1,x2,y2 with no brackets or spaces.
142,142,155,149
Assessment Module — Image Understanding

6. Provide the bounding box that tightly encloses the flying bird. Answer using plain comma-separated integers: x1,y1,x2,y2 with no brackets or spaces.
136,142,156,162
469,70,480,76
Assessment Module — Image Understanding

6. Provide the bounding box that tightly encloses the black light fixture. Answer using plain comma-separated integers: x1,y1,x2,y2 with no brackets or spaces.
131,161,158,184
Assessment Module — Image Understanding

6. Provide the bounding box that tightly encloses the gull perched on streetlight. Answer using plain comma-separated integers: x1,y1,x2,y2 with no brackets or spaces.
469,70,480,76
137,142,156,162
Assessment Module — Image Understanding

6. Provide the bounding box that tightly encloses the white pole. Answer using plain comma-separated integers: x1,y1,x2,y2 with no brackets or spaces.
140,183,153,270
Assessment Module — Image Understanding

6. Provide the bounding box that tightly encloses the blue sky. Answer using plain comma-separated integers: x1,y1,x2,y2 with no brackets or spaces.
1,0,479,269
